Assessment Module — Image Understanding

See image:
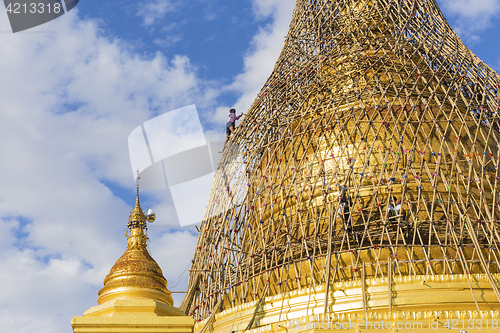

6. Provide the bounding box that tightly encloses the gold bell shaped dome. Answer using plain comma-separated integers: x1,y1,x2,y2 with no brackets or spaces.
72,187,193,332
97,188,173,306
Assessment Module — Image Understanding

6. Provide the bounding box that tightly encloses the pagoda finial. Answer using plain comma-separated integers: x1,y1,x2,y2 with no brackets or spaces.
136,168,140,198
128,170,147,229
96,175,172,307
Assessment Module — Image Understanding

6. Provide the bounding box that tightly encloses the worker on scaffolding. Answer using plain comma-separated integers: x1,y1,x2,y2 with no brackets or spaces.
395,200,410,238
387,196,397,225
395,200,406,220
225,108,243,147
388,198,411,237
337,186,355,235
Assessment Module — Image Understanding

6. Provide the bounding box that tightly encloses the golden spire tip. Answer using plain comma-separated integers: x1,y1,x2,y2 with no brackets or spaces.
129,169,146,229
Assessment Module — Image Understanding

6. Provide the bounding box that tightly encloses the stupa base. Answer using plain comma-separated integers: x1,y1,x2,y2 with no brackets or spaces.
194,274,500,333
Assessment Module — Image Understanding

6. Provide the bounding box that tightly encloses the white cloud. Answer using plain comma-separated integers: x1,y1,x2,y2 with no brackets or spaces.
154,34,182,48
0,5,210,333
137,0,177,26
195,0,294,142
438,0,500,43
222,0,294,115
439,0,500,18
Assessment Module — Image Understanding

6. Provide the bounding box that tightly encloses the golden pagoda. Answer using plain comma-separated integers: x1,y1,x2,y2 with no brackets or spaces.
72,188,194,333
182,0,500,332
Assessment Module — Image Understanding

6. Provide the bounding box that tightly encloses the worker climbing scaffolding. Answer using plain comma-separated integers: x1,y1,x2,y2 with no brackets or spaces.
387,197,411,239
387,197,397,224
224,108,243,147
337,186,359,244
395,200,410,239
337,187,351,231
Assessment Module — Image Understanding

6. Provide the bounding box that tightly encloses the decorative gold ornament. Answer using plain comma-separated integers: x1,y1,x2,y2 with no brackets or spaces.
145,208,156,223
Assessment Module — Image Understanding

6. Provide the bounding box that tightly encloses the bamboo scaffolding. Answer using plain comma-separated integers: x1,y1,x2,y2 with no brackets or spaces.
184,0,500,323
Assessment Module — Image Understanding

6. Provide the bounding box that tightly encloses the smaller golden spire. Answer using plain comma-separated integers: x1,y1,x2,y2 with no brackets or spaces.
128,172,147,229
97,183,173,306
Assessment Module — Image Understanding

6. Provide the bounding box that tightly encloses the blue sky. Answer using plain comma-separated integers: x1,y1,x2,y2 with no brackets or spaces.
0,1,499,332
78,1,265,81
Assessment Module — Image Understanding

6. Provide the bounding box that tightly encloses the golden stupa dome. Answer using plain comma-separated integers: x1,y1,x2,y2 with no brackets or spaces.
97,188,173,306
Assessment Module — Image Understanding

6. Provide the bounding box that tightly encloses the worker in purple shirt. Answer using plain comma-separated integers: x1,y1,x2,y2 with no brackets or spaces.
225,108,243,146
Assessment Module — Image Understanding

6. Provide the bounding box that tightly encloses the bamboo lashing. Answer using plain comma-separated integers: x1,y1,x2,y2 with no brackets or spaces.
184,0,500,323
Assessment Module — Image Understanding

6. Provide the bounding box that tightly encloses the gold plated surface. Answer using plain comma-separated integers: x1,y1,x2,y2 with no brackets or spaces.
97,225,173,305
183,0,500,329
98,190,173,305
72,189,194,333
194,274,500,332
129,186,148,227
